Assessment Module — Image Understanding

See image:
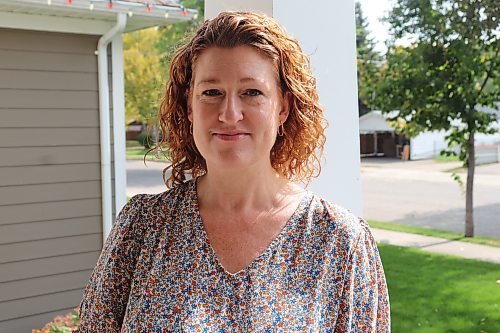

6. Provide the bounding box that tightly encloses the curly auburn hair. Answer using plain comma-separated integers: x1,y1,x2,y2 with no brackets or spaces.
155,11,326,188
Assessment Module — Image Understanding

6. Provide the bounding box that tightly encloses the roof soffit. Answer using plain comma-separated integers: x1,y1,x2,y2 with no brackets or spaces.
0,0,197,33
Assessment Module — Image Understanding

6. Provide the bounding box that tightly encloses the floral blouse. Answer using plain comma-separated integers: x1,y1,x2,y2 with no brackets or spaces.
78,179,390,332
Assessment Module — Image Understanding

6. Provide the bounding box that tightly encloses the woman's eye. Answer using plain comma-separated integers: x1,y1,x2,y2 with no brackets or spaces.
244,89,263,97
202,89,222,97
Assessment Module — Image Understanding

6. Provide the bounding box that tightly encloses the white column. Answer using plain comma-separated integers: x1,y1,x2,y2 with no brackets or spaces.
205,0,272,17
112,35,127,215
205,0,362,215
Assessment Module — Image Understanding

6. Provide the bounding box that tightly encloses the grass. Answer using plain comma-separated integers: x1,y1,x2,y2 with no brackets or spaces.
369,220,500,248
434,155,460,163
126,140,142,148
433,155,466,172
379,244,500,333
126,148,170,162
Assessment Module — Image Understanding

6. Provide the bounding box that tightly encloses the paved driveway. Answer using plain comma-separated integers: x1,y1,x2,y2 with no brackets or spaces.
126,160,170,196
361,158,500,239
126,158,500,239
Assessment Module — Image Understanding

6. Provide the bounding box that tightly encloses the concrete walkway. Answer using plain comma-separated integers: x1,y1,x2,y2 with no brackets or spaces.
372,228,500,264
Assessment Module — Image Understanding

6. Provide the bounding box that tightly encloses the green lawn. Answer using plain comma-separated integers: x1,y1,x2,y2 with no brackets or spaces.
434,155,460,163
126,148,170,162
126,140,143,148
369,220,500,248
379,244,500,333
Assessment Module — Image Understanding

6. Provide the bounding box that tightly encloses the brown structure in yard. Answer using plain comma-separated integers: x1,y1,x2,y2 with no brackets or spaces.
359,110,406,158
126,120,145,140
0,1,195,331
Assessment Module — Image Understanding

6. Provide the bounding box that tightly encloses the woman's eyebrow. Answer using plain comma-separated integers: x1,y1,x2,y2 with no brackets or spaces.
197,77,264,86
196,78,220,86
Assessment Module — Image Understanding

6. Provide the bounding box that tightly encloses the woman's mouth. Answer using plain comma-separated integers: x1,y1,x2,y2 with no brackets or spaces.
213,131,249,141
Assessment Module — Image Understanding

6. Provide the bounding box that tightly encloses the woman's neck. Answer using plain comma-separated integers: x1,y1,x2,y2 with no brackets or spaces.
196,166,296,215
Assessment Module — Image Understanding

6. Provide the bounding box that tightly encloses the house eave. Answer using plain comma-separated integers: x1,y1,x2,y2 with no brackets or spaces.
0,0,197,34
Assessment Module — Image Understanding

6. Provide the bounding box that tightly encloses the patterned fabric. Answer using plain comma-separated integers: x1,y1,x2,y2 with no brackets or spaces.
78,179,390,332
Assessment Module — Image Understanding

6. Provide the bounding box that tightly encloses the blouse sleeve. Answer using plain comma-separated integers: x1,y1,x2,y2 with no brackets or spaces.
335,220,391,332
78,195,146,332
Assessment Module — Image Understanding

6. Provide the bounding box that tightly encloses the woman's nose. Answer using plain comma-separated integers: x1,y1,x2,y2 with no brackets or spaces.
218,94,243,124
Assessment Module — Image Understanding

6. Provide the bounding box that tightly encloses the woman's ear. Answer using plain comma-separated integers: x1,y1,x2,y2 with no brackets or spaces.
279,91,291,123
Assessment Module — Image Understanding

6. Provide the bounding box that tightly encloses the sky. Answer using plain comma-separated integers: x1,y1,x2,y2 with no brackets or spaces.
357,0,393,53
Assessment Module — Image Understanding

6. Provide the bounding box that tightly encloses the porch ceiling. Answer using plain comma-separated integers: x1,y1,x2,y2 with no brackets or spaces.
0,0,197,32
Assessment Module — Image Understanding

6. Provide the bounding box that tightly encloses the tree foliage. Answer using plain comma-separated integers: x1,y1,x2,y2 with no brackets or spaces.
355,2,382,116
369,0,499,237
123,28,164,123
156,0,204,79
123,0,204,124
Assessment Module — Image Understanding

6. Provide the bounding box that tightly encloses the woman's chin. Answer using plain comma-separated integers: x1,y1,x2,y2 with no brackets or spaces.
205,152,259,171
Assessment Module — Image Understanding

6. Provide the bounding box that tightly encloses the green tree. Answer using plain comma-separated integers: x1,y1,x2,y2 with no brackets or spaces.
156,0,204,76
355,1,382,116
123,0,202,125
123,28,164,124
371,0,499,237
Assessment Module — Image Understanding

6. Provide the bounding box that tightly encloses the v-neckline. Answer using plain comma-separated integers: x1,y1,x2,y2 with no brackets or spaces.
190,178,311,277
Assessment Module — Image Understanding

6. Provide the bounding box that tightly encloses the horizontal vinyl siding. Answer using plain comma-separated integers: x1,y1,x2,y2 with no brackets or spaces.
0,28,99,54
0,289,85,322
0,28,110,329
0,90,100,109
0,270,93,302
0,163,101,186
1,108,100,127
0,234,101,264
0,48,98,72
0,146,101,166
0,181,101,206
0,128,103,147
0,216,102,244
0,251,100,283
0,198,102,225
0,69,100,90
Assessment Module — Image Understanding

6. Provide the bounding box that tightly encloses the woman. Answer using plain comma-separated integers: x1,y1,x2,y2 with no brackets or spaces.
78,11,390,332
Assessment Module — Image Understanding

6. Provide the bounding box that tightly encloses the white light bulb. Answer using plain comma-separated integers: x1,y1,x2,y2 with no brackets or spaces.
128,10,133,17
164,12,169,19
47,0,52,5
89,2,94,10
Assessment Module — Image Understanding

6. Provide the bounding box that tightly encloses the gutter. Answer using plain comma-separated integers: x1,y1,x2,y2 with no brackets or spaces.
97,13,127,244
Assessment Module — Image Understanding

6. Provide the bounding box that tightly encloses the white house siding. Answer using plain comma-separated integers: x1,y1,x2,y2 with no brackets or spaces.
359,111,395,133
0,28,115,332
410,130,500,161
409,130,450,160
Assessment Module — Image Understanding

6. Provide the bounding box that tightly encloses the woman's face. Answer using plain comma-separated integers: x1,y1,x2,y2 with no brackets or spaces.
188,46,289,172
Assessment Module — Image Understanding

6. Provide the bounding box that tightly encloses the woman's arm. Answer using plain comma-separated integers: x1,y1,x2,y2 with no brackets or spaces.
78,195,146,332
335,220,391,332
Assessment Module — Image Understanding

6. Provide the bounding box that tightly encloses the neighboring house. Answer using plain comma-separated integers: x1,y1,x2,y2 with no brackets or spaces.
360,109,500,161
359,111,406,158
0,0,195,331
126,119,145,140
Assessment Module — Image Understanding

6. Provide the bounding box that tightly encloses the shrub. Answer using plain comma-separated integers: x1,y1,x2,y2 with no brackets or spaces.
136,131,162,149
32,309,80,333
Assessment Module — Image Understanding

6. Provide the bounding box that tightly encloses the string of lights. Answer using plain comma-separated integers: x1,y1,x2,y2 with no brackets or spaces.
44,0,192,19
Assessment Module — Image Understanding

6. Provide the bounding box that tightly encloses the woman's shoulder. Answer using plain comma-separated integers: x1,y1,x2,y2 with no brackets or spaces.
121,179,195,228
127,179,195,211
307,192,371,244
